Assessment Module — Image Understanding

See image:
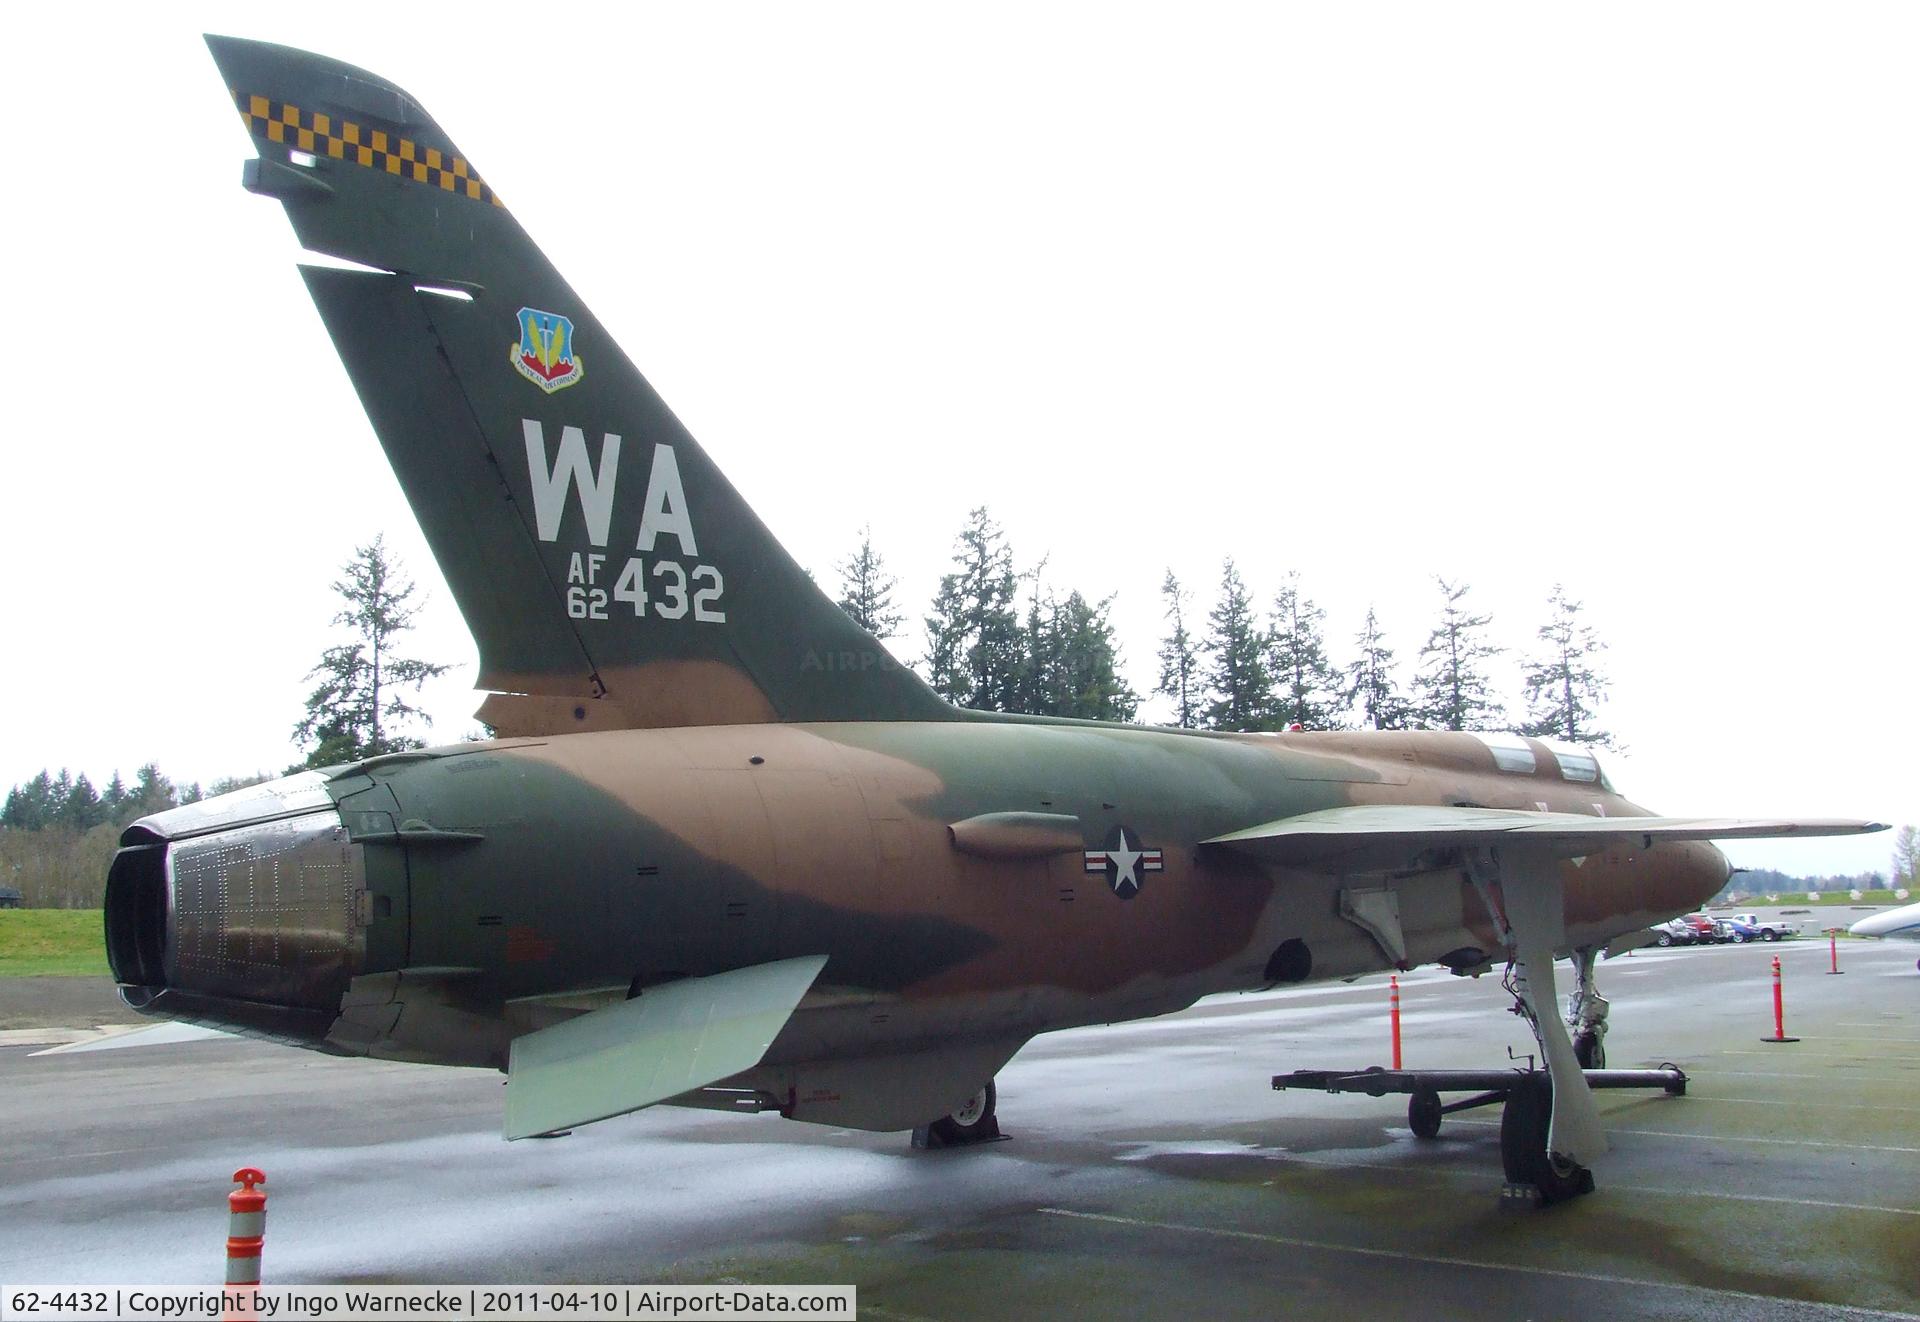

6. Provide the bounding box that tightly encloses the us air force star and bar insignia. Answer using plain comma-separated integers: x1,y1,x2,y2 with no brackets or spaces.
512,308,585,393
1084,825,1163,900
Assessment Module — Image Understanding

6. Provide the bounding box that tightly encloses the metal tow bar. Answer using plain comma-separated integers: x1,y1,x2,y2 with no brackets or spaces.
1272,1064,1688,1206
1275,1064,1686,1133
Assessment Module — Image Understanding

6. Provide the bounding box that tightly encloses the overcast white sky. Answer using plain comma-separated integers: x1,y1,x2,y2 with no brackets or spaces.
4,4,1913,875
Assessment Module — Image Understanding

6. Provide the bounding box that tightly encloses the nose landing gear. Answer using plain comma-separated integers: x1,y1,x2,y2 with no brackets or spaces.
1567,945,1610,1071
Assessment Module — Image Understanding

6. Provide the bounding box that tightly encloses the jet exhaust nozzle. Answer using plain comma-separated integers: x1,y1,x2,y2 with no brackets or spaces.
103,773,367,1043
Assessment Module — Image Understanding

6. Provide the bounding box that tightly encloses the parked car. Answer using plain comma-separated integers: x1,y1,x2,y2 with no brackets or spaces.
1651,919,1697,947
1714,917,1762,943
1680,913,1720,943
1729,912,1797,941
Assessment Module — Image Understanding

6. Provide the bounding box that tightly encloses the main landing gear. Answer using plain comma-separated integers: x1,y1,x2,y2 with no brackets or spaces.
911,1079,1005,1149
1276,846,1688,1209
1274,1059,1686,1207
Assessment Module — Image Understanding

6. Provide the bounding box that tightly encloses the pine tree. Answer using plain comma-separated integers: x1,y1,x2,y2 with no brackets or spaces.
1154,570,1202,729
294,537,452,768
1517,584,1615,748
1021,588,1139,721
2,771,55,831
127,764,177,819
1413,577,1505,731
1265,571,1345,730
1201,559,1274,731
923,508,1023,711
102,772,128,818
59,774,104,831
49,771,73,821
833,524,904,642
1345,606,1411,730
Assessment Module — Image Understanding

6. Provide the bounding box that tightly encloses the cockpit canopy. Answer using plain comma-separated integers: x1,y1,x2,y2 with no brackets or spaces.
1470,732,1615,791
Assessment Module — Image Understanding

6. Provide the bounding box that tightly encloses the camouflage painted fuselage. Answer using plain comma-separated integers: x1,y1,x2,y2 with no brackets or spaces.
108,722,1722,1130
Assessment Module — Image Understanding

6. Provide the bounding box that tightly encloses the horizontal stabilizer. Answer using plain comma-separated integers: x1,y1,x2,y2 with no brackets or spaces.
503,954,826,1140
1205,805,1886,872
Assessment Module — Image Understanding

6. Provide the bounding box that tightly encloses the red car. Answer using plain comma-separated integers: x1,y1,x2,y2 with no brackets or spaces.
1680,913,1719,942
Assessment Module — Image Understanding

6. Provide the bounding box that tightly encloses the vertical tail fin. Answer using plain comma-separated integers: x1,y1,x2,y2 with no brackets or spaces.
206,36,954,733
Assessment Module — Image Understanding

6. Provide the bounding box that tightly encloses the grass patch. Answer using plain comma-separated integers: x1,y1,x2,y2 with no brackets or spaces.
1742,890,1909,906
0,910,109,977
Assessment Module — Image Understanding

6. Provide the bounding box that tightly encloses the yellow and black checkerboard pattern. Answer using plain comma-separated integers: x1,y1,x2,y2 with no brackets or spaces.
236,92,504,207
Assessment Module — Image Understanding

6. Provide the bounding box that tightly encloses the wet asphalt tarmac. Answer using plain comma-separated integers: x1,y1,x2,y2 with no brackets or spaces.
3,937,1916,1321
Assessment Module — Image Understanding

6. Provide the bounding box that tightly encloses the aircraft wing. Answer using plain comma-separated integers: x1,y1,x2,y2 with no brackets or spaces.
1203,805,1886,872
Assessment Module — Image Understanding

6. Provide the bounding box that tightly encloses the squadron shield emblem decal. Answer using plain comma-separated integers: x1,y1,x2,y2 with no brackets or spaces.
511,307,585,393
1084,825,1163,900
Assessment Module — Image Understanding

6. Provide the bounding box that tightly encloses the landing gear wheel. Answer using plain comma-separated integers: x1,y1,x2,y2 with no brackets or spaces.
1572,1031,1606,1070
1499,1076,1594,1205
1409,1088,1443,1139
942,1082,995,1137
914,1081,1001,1148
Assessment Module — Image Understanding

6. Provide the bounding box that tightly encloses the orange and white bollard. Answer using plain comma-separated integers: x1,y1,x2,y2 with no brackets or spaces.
1827,928,1845,975
226,1168,267,1285
1761,955,1799,1043
1389,975,1403,1069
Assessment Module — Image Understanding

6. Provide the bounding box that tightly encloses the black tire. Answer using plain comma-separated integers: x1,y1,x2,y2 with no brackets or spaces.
1732,931,1748,944
1409,1089,1443,1140
1655,933,1673,948
928,1080,997,1145
1573,1032,1606,1070
1499,1075,1590,1204
1763,930,1780,942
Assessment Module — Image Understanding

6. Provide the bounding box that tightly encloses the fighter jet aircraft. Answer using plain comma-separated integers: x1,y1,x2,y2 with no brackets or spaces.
101,36,1884,1205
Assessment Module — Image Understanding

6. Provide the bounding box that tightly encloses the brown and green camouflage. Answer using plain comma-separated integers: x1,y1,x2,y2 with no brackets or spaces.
99,38,1882,1144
